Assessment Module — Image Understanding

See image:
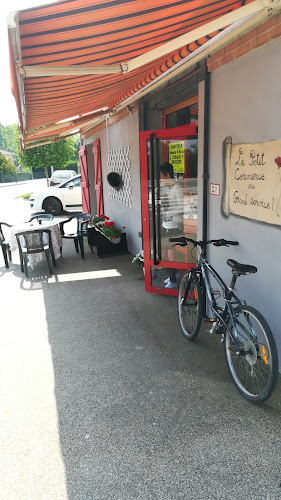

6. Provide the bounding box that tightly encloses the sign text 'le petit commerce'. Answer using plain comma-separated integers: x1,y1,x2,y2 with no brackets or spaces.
222,136,281,226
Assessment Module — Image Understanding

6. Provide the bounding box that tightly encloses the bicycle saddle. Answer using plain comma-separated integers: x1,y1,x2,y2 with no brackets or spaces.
227,259,257,275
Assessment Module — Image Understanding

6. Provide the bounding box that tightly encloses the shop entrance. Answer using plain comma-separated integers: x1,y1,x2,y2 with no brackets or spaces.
140,123,198,295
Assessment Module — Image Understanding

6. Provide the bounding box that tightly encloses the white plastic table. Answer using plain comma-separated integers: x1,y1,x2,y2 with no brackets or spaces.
9,219,62,270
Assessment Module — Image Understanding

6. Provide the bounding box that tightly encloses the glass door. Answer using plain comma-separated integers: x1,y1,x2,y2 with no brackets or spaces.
140,124,198,295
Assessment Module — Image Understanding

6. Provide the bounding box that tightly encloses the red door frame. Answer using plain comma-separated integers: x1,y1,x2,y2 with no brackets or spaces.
79,146,90,213
140,123,198,295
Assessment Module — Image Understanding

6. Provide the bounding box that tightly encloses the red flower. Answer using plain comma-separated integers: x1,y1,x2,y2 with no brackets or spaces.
104,221,114,227
275,157,281,168
122,226,126,229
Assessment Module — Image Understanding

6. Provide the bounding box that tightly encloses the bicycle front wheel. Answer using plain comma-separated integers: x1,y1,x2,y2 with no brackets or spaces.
178,272,203,340
224,305,279,403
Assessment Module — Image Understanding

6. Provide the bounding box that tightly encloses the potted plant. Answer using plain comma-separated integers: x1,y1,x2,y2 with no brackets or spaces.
87,214,110,250
132,250,144,267
100,221,125,244
90,214,109,228
94,221,128,257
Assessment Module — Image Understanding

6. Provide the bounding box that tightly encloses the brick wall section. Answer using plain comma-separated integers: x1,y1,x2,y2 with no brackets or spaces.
207,13,281,72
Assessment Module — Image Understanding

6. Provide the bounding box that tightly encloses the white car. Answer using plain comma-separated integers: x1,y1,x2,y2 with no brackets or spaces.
29,174,83,215
49,169,77,186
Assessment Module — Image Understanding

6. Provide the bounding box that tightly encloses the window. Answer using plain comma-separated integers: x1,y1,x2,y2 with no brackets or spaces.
61,176,81,188
162,96,198,129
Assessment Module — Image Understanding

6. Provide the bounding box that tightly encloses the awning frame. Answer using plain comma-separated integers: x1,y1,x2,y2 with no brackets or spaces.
7,0,281,146
80,7,275,139
15,0,272,79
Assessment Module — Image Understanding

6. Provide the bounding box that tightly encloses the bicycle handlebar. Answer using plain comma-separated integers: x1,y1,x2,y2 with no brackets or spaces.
169,237,239,248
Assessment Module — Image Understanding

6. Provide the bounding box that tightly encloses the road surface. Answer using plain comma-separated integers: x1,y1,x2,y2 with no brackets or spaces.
0,179,47,224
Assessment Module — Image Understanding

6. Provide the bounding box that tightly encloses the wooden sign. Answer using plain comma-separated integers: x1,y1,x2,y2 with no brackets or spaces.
222,136,281,226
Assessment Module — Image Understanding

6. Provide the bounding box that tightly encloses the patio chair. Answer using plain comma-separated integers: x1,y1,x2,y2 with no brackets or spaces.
0,222,12,269
59,213,91,259
16,229,56,278
29,214,54,224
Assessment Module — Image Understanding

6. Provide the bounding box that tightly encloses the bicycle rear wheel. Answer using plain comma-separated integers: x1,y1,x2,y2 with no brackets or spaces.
224,305,279,403
178,272,203,340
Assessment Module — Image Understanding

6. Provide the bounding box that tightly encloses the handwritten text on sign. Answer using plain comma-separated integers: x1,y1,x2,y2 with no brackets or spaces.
169,141,185,174
222,137,281,226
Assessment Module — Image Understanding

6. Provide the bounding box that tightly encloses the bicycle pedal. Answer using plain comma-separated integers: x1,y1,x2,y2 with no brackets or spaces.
202,316,211,323
206,322,217,334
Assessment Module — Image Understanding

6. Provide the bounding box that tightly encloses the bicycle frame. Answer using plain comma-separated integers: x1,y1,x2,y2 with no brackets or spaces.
191,253,244,350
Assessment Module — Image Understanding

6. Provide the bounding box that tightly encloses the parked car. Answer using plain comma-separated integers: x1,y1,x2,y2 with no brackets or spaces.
49,169,77,186
29,174,83,215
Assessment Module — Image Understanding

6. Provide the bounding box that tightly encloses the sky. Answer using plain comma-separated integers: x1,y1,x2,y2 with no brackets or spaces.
0,0,53,127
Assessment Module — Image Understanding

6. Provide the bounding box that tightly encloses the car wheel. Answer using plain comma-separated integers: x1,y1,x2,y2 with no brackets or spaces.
42,197,62,215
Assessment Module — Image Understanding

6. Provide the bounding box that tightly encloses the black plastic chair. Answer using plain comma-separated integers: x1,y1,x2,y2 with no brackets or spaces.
59,213,91,259
29,214,54,224
16,229,56,278
0,222,12,269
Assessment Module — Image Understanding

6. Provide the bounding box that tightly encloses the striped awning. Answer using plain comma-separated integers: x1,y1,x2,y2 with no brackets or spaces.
8,0,267,146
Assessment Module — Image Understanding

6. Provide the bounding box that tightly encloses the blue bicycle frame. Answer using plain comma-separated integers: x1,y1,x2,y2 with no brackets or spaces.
194,254,244,351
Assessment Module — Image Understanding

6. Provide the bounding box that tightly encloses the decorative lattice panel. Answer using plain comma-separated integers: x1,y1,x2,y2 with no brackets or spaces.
107,147,132,208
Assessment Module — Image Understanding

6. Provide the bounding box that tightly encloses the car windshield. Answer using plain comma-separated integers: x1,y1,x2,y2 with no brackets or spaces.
52,171,71,178
60,176,81,188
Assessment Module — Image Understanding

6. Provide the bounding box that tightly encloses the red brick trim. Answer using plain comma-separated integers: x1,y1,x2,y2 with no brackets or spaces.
207,13,281,72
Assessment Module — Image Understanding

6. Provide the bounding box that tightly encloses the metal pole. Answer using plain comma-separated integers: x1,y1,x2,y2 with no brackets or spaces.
202,60,210,318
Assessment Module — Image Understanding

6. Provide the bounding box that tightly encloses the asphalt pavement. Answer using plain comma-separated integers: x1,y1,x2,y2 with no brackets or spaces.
1,238,280,500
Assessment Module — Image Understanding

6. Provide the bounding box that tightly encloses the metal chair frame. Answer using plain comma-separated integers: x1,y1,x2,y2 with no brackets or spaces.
29,214,54,224
0,222,12,269
59,213,91,259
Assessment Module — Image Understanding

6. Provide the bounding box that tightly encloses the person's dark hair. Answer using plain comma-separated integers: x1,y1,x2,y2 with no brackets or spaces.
159,162,174,179
107,172,123,189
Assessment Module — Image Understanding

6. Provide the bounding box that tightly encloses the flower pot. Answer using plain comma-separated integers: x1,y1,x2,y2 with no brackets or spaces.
110,237,121,244
87,226,96,251
95,231,128,257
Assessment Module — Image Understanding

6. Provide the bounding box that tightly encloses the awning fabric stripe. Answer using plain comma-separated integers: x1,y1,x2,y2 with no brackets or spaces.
11,0,257,139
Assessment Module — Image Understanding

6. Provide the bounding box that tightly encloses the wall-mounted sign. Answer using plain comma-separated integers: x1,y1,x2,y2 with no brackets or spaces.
169,141,185,174
210,183,220,196
222,136,281,226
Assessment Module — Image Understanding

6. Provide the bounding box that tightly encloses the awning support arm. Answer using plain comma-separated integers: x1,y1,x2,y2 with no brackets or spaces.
124,0,277,73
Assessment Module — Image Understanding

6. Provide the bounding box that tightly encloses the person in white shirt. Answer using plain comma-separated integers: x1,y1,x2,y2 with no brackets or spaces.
159,162,183,288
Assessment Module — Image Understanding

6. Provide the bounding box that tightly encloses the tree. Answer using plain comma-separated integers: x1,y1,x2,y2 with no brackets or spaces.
4,124,20,154
20,137,77,185
65,135,80,170
0,122,20,168
0,151,16,182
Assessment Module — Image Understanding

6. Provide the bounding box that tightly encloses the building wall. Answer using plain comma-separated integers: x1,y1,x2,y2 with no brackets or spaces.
208,36,281,359
85,110,142,256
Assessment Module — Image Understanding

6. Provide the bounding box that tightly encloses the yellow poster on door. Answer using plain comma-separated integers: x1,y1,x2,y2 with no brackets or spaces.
168,141,185,173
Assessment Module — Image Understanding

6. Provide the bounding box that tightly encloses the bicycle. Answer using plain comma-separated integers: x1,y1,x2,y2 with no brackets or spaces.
169,236,279,403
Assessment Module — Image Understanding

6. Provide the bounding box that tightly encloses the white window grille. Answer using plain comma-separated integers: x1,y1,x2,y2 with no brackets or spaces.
107,146,132,208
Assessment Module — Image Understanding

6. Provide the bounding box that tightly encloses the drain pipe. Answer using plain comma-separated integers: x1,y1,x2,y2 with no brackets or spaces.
202,60,210,318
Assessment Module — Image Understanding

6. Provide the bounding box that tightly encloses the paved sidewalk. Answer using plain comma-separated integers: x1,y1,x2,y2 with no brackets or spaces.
0,180,32,187
1,240,280,500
